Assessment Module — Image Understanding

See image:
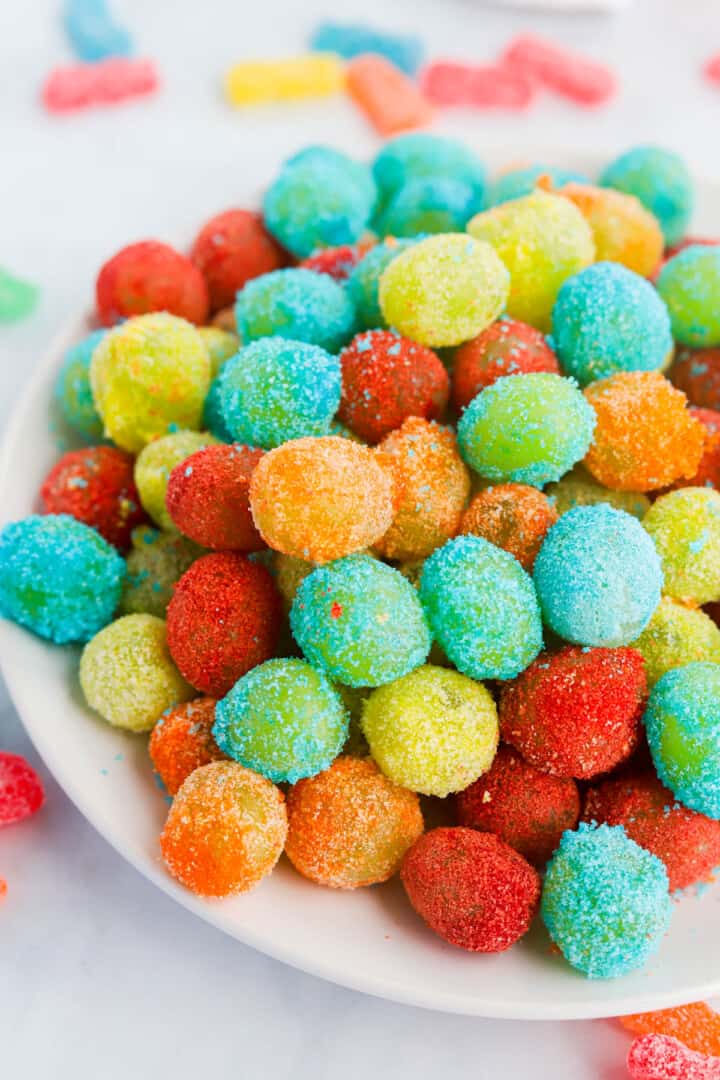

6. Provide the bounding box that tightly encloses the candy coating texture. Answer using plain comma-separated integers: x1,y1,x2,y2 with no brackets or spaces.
601,145,693,247
460,483,558,571
644,661,720,819
545,463,650,520
457,372,595,488
346,238,417,330
657,245,720,348
219,337,341,448
552,261,672,386
401,827,540,952
263,151,376,258
235,268,355,353
90,313,211,452
213,658,348,784
643,487,720,604
374,417,470,562
149,697,224,795
451,317,559,414
166,443,265,551
160,761,287,897
372,133,486,206
559,182,663,278
190,208,287,311
583,371,705,492
631,597,720,687
290,554,431,687
120,525,201,618
0,514,124,644
500,645,645,779
0,752,45,827
166,552,282,697
96,240,209,326
467,190,595,332
134,430,216,531
541,823,672,979
420,535,543,681
54,329,106,441
80,613,193,732
457,746,580,866
338,329,449,444
249,437,396,563
362,664,499,797
533,504,663,646
286,756,424,888
41,445,146,551
584,771,720,892
627,1034,720,1080
379,233,510,348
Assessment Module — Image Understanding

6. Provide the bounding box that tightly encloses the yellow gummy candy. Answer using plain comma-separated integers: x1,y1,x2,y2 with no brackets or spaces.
224,55,345,106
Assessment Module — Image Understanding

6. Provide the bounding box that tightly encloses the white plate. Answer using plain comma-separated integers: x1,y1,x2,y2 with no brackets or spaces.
2,151,720,1021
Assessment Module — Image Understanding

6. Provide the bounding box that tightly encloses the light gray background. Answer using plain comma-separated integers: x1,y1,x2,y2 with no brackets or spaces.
2,1,719,1076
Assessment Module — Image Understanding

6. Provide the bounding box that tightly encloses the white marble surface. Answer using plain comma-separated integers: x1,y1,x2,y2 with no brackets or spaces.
2,1,720,1075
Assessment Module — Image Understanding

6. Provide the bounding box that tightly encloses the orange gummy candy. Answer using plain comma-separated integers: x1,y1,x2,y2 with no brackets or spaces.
620,1002,720,1058
346,54,432,135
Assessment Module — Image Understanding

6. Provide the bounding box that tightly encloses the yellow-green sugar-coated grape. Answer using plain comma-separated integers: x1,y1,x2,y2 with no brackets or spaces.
80,613,194,732
643,487,720,605
361,664,498,797
378,234,509,348
631,596,720,687
90,313,211,453
467,191,595,333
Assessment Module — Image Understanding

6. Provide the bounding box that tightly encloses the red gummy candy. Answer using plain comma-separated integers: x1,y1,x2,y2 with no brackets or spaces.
96,240,209,326
705,55,720,87
346,54,432,135
190,209,288,312
627,1034,720,1079
0,753,44,827
41,445,147,551
503,34,616,106
421,62,534,109
42,57,159,113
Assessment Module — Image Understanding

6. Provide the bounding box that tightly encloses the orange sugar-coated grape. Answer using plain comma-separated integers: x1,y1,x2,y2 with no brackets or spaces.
285,756,424,888
559,183,664,279
346,54,433,136
374,418,470,562
149,697,224,795
459,483,558,571
249,436,397,563
619,1003,720,1057
160,760,287,897
584,371,706,492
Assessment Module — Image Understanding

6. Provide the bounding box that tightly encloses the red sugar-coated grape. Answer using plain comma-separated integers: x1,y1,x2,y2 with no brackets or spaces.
627,1034,720,1080
96,240,209,326
401,827,541,952
669,347,720,412
338,329,449,444
0,752,44,826
675,408,720,490
583,771,720,892
457,746,580,866
149,697,225,795
451,318,559,414
40,445,147,551
166,443,266,551
300,243,371,282
499,646,646,779
166,552,282,697
190,209,288,311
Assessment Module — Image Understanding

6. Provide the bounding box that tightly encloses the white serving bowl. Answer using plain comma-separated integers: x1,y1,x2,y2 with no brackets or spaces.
1,151,719,1021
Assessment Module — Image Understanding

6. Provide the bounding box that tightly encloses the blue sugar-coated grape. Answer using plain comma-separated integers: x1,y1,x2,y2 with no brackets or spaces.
601,146,693,247
54,329,106,441
657,245,720,348
346,238,417,330
0,514,124,643
486,165,589,207
372,133,486,210
235,268,356,353
374,176,482,238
